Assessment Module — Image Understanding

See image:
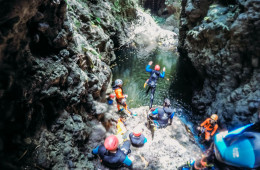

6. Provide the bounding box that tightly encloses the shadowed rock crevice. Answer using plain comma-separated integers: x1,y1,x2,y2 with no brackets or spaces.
178,0,260,128
0,0,138,168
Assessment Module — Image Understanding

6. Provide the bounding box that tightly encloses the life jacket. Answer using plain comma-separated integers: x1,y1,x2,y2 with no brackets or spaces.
148,70,161,87
113,86,124,102
97,145,126,169
157,107,174,126
129,132,145,147
117,119,127,135
201,118,217,131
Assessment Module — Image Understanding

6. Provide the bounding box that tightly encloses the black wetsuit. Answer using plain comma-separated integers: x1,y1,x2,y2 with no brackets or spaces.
145,65,165,108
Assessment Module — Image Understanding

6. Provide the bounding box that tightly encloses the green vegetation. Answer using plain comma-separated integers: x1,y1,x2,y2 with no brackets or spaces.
113,0,121,12
215,22,229,31
187,30,200,39
81,46,102,59
64,0,72,10
73,17,81,30
203,16,211,22
209,4,218,9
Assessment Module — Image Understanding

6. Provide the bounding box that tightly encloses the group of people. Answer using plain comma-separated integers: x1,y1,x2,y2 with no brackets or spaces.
92,125,148,168
91,61,260,170
92,61,177,168
109,61,166,114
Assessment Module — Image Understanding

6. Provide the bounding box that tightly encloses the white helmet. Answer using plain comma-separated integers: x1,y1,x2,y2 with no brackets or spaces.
115,79,123,86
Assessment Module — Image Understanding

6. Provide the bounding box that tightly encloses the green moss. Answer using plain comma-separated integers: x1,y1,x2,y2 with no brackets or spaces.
73,17,81,30
204,16,211,22
96,17,101,24
209,4,218,9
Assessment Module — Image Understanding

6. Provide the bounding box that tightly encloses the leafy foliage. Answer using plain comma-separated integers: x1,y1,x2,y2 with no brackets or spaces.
73,17,81,29
187,30,200,39
215,22,229,31
113,0,121,12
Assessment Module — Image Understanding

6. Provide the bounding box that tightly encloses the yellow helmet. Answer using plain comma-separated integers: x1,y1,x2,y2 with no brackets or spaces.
211,114,218,121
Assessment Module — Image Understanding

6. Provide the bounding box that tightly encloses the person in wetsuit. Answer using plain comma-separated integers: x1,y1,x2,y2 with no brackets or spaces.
92,135,132,169
145,61,165,109
113,79,133,115
198,114,218,142
149,98,175,128
129,127,147,147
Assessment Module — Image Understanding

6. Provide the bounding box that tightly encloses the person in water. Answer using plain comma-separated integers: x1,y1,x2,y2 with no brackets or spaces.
145,61,165,108
112,79,133,115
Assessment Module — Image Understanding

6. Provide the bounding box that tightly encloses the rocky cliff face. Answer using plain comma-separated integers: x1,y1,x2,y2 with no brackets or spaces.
178,0,260,128
141,0,181,33
0,0,137,168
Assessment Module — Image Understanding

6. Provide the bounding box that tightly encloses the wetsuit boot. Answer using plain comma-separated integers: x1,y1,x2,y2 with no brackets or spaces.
124,104,133,115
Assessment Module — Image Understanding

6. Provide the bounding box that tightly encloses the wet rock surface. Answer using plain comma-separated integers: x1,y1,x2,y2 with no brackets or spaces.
0,0,137,168
90,106,202,170
178,0,260,129
0,0,182,168
140,0,181,37
127,9,178,57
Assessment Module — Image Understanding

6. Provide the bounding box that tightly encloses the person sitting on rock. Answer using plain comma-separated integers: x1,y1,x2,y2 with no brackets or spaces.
198,114,218,141
145,61,165,109
107,93,115,105
148,98,175,128
113,79,133,115
92,135,133,169
129,127,147,147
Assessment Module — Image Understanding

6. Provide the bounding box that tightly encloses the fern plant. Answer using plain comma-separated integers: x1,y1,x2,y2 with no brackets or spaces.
187,30,200,39
215,22,229,31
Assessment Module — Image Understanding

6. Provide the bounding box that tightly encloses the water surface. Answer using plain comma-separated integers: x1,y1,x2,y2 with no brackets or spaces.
112,47,178,108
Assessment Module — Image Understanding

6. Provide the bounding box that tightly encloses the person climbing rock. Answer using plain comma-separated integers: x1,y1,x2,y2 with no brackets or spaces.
148,98,175,129
92,135,133,169
129,127,147,147
145,61,165,108
198,114,218,141
113,79,133,115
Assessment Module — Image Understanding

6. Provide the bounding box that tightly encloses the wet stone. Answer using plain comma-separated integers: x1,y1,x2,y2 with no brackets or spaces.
72,114,83,123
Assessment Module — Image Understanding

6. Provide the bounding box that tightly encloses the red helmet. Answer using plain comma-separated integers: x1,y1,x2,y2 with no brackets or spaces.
109,94,115,99
133,127,142,137
154,65,160,71
104,135,119,151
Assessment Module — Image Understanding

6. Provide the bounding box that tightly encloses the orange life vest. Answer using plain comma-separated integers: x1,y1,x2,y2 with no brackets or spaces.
200,118,218,136
115,88,124,100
